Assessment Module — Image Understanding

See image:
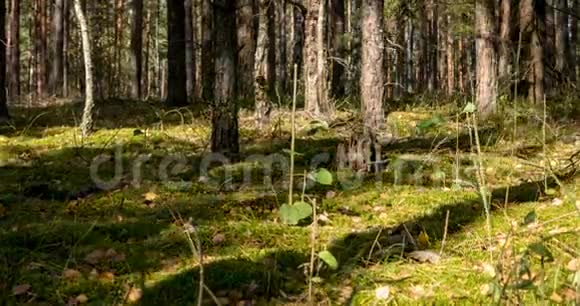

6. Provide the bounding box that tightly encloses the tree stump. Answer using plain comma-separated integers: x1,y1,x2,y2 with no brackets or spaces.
336,131,383,173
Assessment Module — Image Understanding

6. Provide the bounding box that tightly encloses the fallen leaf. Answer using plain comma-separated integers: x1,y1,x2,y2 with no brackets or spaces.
407,250,441,264
375,286,390,300
566,258,578,272
85,249,106,264
98,272,115,282
143,192,158,203
477,263,496,278
479,284,491,296
12,283,31,296
126,287,143,303
409,285,426,299
212,233,226,245
551,198,563,206
550,292,563,303
561,288,579,301
75,294,89,304
63,269,82,280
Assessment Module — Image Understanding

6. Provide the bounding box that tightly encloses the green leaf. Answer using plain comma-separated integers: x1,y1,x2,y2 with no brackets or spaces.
282,149,304,156
528,242,554,261
417,114,445,131
522,210,537,225
462,102,477,114
279,201,312,225
318,250,338,270
314,168,333,185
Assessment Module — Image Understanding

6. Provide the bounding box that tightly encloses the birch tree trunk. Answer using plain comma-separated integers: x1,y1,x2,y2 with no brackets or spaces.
73,0,95,137
255,0,272,128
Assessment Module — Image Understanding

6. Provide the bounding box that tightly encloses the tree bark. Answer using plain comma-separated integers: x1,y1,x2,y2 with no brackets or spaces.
73,0,95,137
130,0,144,99
520,0,546,103
184,0,195,101
330,0,345,98
237,0,256,100
446,14,454,96
201,0,214,101
360,0,385,131
570,0,578,83
255,0,273,128
34,0,48,98
475,0,498,118
0,0,9,120
49,0,66,97
211,0,239,157
7,0,20,101
498,0,511,82
304,0,329,115
166,0,188,106
554,0,570,81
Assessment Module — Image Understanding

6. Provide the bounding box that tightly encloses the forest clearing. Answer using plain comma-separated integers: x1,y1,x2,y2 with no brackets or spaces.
0,0,579,304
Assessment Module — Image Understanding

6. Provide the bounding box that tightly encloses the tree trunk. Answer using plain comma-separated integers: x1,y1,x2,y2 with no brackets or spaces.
446,14,454,96
291,6,304,74
0,0,9,120
330,0,345,98
7,0,20,101
267,1,277,96
73,0,95,137
255,0,273,128
498,0,511,82
360,0,385,131
237,0,256,100
304,0,329,115
184,0,195,101
475,0,498,118
570,0,578,83
166,0,188,106
49,0,66,97
113,0,125,97
277,2,288,94
428,0,438,92
554,0,570,82
211,0,239,157
201,0,214,101
130,0,144,99
34,0,48,98
520,0,545,103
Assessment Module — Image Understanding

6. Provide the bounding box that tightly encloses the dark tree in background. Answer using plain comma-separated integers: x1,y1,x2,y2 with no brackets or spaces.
130,0,144,99
0,0,9,120
211,0,239,157
49,0,66,97
166,0,188,106
7,0,20,101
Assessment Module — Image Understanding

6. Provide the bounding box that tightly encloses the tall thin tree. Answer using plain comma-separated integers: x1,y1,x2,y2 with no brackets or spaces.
50,0,66,96
0,0,9,121
475,0,498,118
7,0,20,101
73,0,95,136
166,0,188,106
130,0,144,99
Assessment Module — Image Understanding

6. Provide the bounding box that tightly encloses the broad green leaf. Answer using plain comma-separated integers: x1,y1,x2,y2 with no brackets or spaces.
293,201,313,220
282,149,304,156
528,242,554,261
463,102,477,114
314,168,333,185
522,210,536,225
318,250,338,270
279,202,312,225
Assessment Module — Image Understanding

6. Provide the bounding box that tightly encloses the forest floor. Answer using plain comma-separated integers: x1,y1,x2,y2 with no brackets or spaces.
0,99,578,305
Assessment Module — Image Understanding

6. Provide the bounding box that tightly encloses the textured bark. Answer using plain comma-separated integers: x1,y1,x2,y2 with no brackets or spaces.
405,18,414,93
277,2,288,94
130,0,144,99
498,0,511,82
0,0,9,120
49,0,66,97
554,0,570,81
291,6,304,70
428,0,438,91
330,0,346,98
211,0,239,157
570,0,578,83
201,0,214,101
520,0,545,103
73,0,95,137
237,0,256,100
34,0,48,98
475,0,498,119
184,0,195,101
315,0,330,113
166,0,188,106
255,0,273,128
304,0,329,115
446,14,454,96
360,0,385,131
113,0,125,96
7,0,20,101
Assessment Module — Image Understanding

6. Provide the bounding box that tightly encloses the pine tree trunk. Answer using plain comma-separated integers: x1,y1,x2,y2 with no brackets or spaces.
446,14,454,96
304,0,327,115
7,0,20,101
73,0,95,137
201,0,214,101
255,0,272,128
237,0,256,100
211,0,239,157
360,0,385,131
184,0,195,101
49,0,66,97
520,0,545,103
555,0,570,82
475,0,498,118
570,0,578,83
330,0,345,98
166,0,188,106
0,0,9,120
34,0,48,98
498,0,511,82
277,2,288,94
130,0,144,99
113,0,125,96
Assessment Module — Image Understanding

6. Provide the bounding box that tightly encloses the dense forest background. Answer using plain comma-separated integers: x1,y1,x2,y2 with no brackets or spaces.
0,0,579,305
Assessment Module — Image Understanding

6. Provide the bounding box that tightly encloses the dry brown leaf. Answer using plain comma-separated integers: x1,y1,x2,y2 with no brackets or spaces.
126,287,143,303
85,249,106,265
143,192,158,203
479,284,491,296
98,272,115,282
407,250,441,264
12,283,31,296
566,258,578,272
75,294,89,304
63,269,82,280
561,288,579,301
212,233,226,245
550,292,563,303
